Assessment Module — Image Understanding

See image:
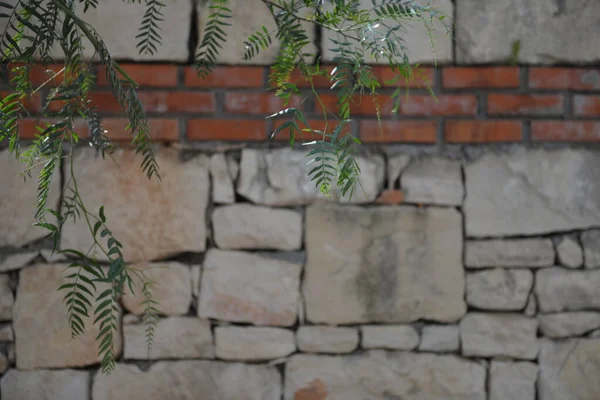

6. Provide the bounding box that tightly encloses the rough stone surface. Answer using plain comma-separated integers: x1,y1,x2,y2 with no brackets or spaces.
285,351,486,400
305,205,465,324
215,327,295,361
198,250,301,326
464,148,600,236
419,325,460,352
582,229,600,268
1,369,90,400
539,338,600,400
93,361,282,400
536,267,600,312
490,361,538,400
296,326,359,354
387,154,411,188
0,252,38,273
0,275,13,321
212,204,302,250
122,262,191,316
466,269,533,310
361,325,420,350
191,265,201,298
525,293,537,317
237,148,385,205
124,317,214,360
465,239,555,268
557,236,584,268
456,0,600,64
210,153,235,204
0,325,13,341
0,149,60,247
460,313,538,360
401,157,464,206
538,312,600,338
61,148,209,262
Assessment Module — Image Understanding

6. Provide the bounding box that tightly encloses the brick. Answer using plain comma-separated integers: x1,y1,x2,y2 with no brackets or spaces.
316,94,395,117
370,66,435,88
573,95,600,117
445,121,522,143
443,67,520,89
18,118,88,139
529,68,600,90
100,118,179,141
360,120,437,143
187,119,266,141
278,66,333,89
185,67,264,88
9,63,68,87
0,90,41,113
487,94,564,116
271,119,333,142
137,92,215,113
400,95,477,116
97,64,178,88
532,121,600,142
224,92,300,115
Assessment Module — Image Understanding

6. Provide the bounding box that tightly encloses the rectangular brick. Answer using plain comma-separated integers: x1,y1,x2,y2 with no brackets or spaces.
487,94,564,116
370,66,435,88
18,118,88,139
100,118,179,141
185,67,264,88
445,121,522,143
529,68,600,90
9,63,69,87
278,66,333,89
97,64,178,88
400,95,477,116
271,119,344,142
532,121,600,141
187,119,266,141
443,67,520,89
573,95,600,117
224,92,300,115
315,94,395,117
360,120,437,143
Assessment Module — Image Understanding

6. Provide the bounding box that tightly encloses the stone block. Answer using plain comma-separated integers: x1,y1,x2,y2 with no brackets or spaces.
1,369,90,400
490,361,537,400
0,275,13,321
419,325,460,352
557,236,583,268
210,153,235,204
401,157,464,206
582,229,600,268
465,239,555,268
361,325,419,350
466,269,533,310
215,326,295,361
536,267,600,312
538,312,600,338
296,326,359,354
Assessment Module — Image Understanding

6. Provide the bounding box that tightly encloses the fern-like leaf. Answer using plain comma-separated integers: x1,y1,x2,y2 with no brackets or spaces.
136,0,165,55
196,0,231,78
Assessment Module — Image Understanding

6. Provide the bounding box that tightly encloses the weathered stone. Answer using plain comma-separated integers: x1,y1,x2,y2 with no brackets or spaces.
456,0,600,64
191,265,201,298
525,293,537,317
305,205,465,324
1,369,90,400
361,325,420,350
466,269,533,310
419,325,460,352
490,361,538,400
401,157,464,206
285,351,486,400
124,317,214,360
557,236,584,268
61,147,209,262
14,264,122,369
210,153,235,204
215,327,295,361
465,239,555,268
387,154,411,188
536,267,600,312
538,312,600,338
0,252,38,273
122,262,191,316
39,249,67,263
460,313,538,360
198,250,301,326
0,325,13,342
0,149,60,247
296,326,359,354
237,148,385,205
582,229,600,268
539,338,600,400
93,361,281,400
0,275,13,321
227,155,239,180
212,205,302,250
464,148,600,236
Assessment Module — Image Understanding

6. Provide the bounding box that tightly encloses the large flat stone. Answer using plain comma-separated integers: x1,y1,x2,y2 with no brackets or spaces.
536,267,600,312
285,351,486,400
0,275,13,321
466,269,533,310
61,147,209,262
464,148,600,237
198,250,301,326
304,205,465,324
215,326,295,361
296,326,359,354
456,0,600,64
465,239,555,268
401,157,464,206
93,361,282,400
1,369,90,400
490,361,538,400
538,312,600,338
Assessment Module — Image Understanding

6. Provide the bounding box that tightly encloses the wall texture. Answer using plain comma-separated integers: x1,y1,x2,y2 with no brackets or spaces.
1,1,600,399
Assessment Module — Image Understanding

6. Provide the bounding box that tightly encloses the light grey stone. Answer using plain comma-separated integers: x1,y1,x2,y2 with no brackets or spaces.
39,249,67,263
464,148,600,237
466,269,533,310
401,157,464,206
539,338,600,400
539,312,600,338
460,313,538,360
191,265,201,298
525,293,537,317
361,325,420,350
0,275,13,321
285,351,486,400
582,229,600,269
536,267,600,312
237,148,385,205
456,0,600,64
490,361,538,400
1,369,90,400
0,252,38,273
210,153,235,204
304,205,465,324
419,325,460,352
124,317,214,360
93,361,281,400
387,154,411,188
198,250,301,326
0,325,13,342
227,155,239,180
212,204,302,250
215,327,295,361
465,239,555,268
296,326,359,354
557,236,584,268
61,147,209,262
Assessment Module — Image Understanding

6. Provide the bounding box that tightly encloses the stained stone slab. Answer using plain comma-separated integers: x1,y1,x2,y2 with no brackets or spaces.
557,236,584,268
456,0,600,64
210,153,235,204
582,229,600,269
285,351,486,400
0,275,14,321
464,148,600,237
61,147,209,262
538,312,600,338
1,369,90,400
466,269,533,310
490,361,538,400
361,325,420,350
536,267,600,312
419,325,460,352
296,326,359,354
198,250,302,326
401,157,464,206
0,252,38,273
465,239,555,268
237,148,385,205
93,361,282,400
215,327,295,361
